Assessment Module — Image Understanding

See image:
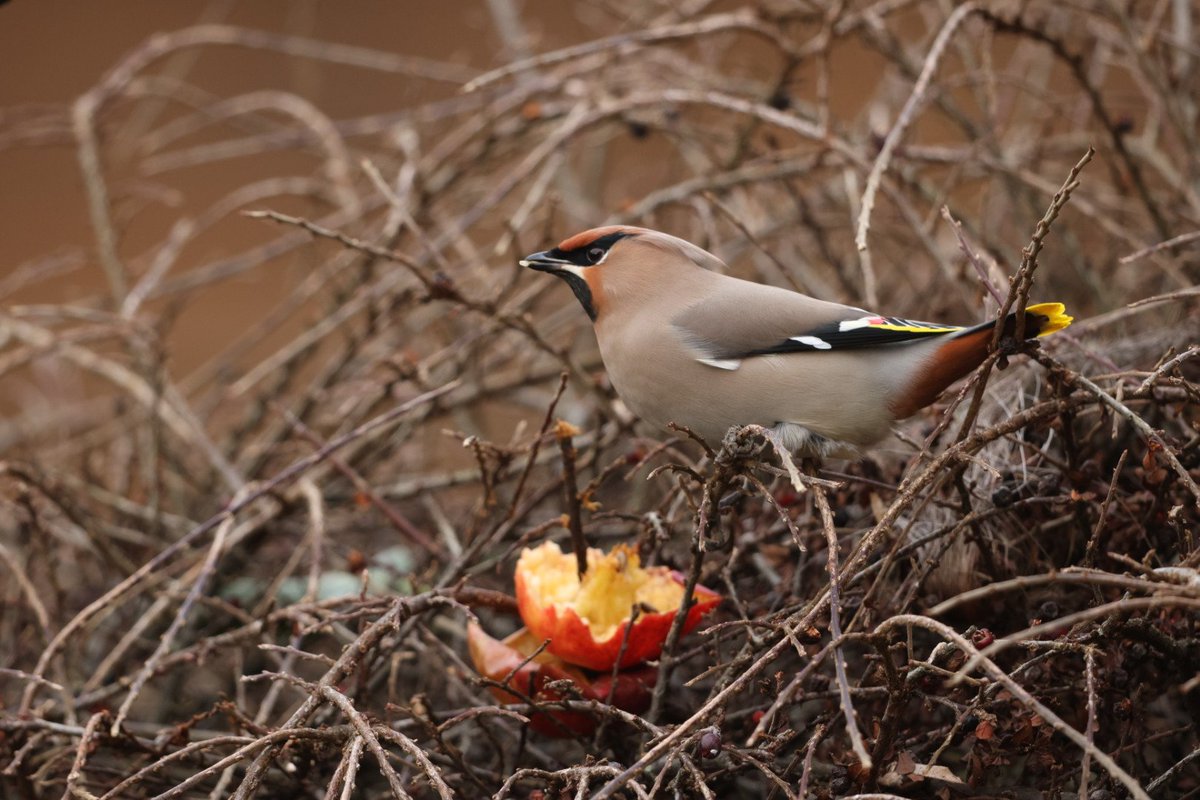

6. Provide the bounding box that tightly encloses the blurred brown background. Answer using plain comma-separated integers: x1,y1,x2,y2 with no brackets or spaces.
0,1,558,374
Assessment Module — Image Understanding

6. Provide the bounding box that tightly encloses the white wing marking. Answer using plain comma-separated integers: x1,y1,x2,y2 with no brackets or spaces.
697,357,741,370
789,335,832,350
838,317,876,331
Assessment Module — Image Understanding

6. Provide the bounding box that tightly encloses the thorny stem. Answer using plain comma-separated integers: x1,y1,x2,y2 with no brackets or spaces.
556,422,588,577
994,147,1094,352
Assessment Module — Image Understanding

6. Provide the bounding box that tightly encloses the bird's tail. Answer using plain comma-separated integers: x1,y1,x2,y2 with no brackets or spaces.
952,301,1074,340
890,302,1073,417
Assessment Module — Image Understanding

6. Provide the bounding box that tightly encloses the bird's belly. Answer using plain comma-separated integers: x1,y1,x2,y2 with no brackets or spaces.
601,338,900,452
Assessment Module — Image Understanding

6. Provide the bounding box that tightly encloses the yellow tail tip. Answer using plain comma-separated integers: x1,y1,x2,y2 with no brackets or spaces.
1027,302,1073,336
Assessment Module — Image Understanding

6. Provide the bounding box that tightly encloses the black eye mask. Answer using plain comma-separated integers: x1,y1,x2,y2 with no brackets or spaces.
520,231,632,320
541,231,630,267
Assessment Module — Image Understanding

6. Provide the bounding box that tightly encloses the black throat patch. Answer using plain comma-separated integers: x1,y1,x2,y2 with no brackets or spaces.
558,271,596,320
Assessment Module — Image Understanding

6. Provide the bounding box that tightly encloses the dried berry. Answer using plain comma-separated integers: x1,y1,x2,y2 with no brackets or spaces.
971,628,995,648
774,488,799,507
992,483,1018,507
697,726,722,759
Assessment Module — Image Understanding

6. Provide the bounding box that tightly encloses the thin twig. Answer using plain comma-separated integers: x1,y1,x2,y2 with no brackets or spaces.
856,2,979,253
811,473,872,769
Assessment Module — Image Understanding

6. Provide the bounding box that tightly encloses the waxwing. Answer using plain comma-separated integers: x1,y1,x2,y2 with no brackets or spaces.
521,226,1072,457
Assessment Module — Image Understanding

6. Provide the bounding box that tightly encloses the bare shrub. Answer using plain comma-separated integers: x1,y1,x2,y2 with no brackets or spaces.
1,2,1198,798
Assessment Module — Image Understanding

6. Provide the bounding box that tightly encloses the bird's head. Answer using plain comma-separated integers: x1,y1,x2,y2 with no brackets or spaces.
521,226,717,320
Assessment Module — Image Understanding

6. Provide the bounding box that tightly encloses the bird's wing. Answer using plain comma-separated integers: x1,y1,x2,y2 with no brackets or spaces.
739,314,963,354
671,281,962,368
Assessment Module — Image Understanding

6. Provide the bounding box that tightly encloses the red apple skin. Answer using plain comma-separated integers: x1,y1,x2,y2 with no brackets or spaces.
466,623,657,737
515,568,721,671
589,665,656,713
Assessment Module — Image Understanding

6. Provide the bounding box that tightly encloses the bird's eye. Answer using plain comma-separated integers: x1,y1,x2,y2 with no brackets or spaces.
586,246,606,264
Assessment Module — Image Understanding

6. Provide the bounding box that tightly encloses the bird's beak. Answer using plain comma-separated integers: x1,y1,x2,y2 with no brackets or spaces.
519,250,596,321
519,251,574,273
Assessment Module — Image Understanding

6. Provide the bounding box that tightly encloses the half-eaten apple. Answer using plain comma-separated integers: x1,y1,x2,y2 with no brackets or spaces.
514,541,721,671
466,622,655,736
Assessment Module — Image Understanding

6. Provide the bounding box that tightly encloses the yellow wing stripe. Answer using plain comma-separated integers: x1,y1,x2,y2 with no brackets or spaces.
871,320,962,334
